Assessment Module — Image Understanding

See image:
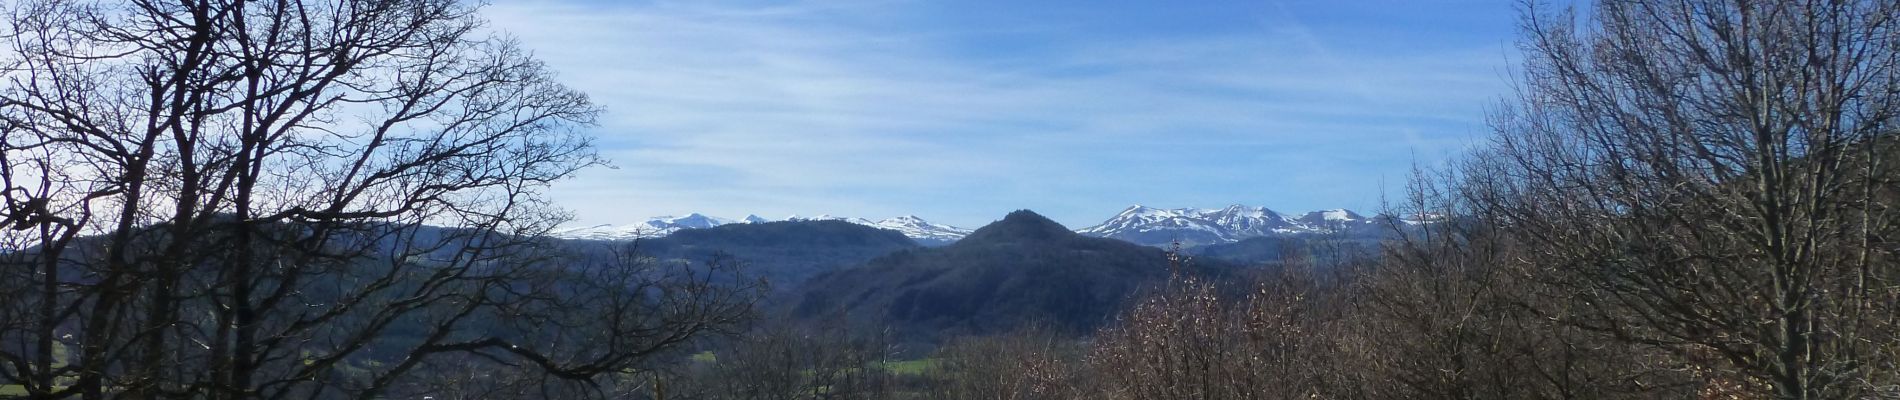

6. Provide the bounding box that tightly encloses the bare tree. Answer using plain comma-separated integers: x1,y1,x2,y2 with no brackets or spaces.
927,328,1079,400
1084,269,1327,400
1462,0,1900,398
691,316,895,400
1347,172,1699,399
0,0,756,398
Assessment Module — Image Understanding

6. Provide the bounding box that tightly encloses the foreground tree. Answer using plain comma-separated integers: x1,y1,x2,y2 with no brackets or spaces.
928,328,1080,400
1084,268,1333,400
673,316,897,400
1465,0,1900,398
1352,177,1699,399
0,0,755,398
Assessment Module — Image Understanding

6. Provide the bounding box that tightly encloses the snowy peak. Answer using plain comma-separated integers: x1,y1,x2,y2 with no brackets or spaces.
553,213,739,240
547,223,660,241
1297,209,1364,225
1399,212,1446,225
1078,204,1380,247
1076,205,1236,246
867,215,973,246
553,206,1386,247
1203,204,1298,236
646,213,736,230
553,213,972,244
786,214,847,222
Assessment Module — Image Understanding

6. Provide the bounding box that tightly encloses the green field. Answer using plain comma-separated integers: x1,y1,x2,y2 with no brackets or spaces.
686,351,937,377
2,343,69,397
878,359,937,376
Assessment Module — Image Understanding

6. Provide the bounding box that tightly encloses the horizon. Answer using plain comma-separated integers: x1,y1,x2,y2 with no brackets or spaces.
555,203,1385,232
483,0,1521,228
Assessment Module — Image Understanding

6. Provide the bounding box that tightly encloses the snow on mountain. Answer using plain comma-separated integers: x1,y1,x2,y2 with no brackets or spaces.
646,213,736,230
549,223,672,241
1400,212,1446,225
1078,204,1382,247
551,213,738,240
785,214,847,222
1075,205,1236,246
1296,209,1365,225
1204,204,1302,236
863,215,974,245
554,206,1389,246
553,213,972,244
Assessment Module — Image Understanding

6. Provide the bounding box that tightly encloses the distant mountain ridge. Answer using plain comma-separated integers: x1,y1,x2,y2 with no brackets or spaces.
599,220,923,291
790,210,1239,341
553,204,1413,247
551,213,737,240
1076,204,1394,247
552,214,971,245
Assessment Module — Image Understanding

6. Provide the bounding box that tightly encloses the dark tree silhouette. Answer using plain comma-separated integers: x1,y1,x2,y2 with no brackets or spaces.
0,0,756,398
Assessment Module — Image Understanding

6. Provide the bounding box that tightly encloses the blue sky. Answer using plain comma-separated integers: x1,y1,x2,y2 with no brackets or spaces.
482,0,1523,228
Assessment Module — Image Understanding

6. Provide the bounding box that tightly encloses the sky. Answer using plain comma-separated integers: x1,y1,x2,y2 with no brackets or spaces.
481,0,1525,229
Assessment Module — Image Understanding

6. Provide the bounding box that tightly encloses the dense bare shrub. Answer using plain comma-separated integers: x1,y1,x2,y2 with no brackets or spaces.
678,317,896,400
926,329,1082,400
1084,269,1327,400
1345,176,1699,399
1453,0,1900,397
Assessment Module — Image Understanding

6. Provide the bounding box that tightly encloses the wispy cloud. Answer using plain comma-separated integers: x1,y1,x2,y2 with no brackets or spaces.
482,0,1517,227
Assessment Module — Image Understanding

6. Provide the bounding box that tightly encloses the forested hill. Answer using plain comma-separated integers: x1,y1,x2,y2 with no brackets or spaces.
789,210,1239,342
569,219,923,291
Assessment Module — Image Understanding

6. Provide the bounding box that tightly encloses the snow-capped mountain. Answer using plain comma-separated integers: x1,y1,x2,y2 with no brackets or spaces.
1077,204,1382,247
1295,208,1366,227
550,213,738,240
651,213,737,231
785,214,847,222
552,213,972,244
1074,206,1238,246
553,205,1389,246
852,215,973,246
788,214,971,244
1206,204,1304,236
549,224,666,241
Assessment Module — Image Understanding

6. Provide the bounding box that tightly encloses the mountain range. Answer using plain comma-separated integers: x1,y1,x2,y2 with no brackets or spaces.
790,210,1241,341
552,204,1410,247
553,213,973,245
1076,205,1390,247
573,220,922,291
